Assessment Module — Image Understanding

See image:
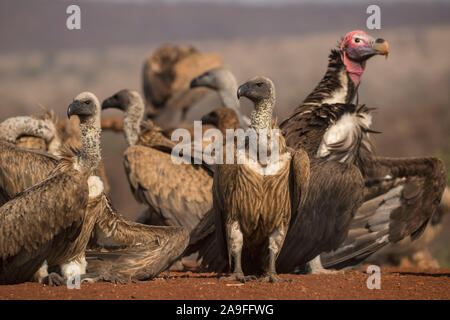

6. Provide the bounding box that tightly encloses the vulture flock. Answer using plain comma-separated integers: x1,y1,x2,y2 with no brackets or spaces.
0,30,447,285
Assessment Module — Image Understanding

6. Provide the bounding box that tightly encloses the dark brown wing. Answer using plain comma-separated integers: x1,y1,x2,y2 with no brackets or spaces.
0,168,89,284
124,145,212,231
0,140,59,205
277,159,364,272
289,148,310,217
321,156,446,269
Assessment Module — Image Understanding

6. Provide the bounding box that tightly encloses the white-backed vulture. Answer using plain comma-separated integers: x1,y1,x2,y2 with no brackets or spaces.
101,89,212,232
210,77,309,282
0,111,109,206
160,67,247,138
0,91,189,285
0,91,105,285
277,30,446,272
189,67,250,128
64,92,190,284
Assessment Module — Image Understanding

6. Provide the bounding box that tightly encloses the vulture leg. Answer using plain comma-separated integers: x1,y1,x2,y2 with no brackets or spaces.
224,221,245,283
260,227,289,283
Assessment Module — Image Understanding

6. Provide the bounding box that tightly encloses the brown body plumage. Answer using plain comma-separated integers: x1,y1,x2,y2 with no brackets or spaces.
0,115,61,206
0,92,103,285
187,31,395,273
102,89,213,231
1,91,189,285
211,77,309,281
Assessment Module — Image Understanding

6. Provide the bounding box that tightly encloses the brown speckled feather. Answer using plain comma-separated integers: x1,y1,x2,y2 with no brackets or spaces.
124,145,212,231
0,140,59,206
209,127,310,275
85,194,189,282
0,167,89,284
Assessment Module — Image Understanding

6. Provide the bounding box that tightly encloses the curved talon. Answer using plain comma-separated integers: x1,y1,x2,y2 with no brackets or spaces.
221,272,246,283
258,273,289,283
43,272,66,286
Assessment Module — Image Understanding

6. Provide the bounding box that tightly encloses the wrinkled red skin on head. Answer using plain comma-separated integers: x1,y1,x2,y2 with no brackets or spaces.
340,30,372,85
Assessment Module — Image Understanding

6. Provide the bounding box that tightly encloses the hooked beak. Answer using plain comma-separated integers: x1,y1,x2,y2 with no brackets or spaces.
101,96,120,110
67,100,94,119
67,101,81,119
373,38,390,59
237,84,247,100
190,77,200,89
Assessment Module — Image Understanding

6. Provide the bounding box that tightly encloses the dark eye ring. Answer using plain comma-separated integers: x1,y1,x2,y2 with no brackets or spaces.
85,100,91,105
354,38,360,43
256,82,263,87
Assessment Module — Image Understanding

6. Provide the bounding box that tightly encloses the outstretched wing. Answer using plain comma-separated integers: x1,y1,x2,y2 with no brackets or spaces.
321,156,446,269
124,145,212,231
277,159,364,272
0,169,88,284
85,195,189,281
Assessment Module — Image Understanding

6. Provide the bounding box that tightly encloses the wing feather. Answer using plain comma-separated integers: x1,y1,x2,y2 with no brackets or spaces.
124,145,212,231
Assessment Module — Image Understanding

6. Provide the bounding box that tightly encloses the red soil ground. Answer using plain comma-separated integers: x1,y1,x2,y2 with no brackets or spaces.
0,267,449,300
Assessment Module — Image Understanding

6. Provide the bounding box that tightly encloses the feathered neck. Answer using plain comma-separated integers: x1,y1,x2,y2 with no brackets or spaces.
303,49,358,106
250,97,274,133
123,95,145,146
0,116,56,144
78,115,101,173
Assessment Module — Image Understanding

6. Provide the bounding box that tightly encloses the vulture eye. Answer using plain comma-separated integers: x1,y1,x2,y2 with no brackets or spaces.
85,100,91,105
256,82,263,87
354,38,361,43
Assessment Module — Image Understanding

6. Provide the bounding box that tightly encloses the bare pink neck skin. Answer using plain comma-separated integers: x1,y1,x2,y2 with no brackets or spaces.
342,53,366,85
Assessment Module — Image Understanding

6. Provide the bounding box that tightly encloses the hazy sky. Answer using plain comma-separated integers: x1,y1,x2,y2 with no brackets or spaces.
88,0,449,4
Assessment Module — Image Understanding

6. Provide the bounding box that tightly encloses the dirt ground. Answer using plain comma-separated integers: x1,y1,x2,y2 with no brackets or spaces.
0,267,449,300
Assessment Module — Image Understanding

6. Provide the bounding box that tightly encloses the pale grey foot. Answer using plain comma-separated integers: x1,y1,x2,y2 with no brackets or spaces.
308,255,343,274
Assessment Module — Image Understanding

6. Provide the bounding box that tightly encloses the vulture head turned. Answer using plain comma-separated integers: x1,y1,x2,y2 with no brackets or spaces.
340,30,389,85
101,89,141,112
68,92,100,121
190,68,237,91
237,76,275,106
